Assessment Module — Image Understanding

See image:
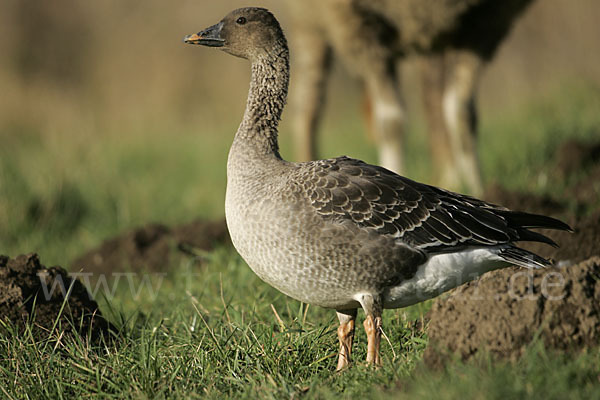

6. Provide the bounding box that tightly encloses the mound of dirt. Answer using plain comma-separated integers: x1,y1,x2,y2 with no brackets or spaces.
0,253,113,340
70,218,229,276
424,257,600,368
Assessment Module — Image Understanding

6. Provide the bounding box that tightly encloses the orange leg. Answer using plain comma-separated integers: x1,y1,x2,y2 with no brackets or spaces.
336,310,357,371
357,294,383,366
364,314,382,366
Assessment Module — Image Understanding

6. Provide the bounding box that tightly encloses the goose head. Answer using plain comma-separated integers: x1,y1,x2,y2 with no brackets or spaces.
184,7,285,61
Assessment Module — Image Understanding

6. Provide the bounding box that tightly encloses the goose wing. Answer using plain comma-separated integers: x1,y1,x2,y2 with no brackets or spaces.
299,156,569,253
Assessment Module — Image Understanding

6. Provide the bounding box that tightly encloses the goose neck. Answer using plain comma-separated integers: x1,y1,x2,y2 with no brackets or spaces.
235,41,289,157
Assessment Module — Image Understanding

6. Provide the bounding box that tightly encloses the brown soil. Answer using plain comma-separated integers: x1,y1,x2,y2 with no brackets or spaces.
424,257,600,368
0,253,113,340
70,218,230,277
423,139,600,367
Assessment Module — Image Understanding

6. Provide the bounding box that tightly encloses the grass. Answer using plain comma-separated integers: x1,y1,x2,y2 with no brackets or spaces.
480,80,600,192
1,248,598,399
385,346,600,400
1,82,600,398
0,247,429,399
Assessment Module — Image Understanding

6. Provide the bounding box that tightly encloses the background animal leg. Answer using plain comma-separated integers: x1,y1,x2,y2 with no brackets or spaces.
313,0,404,173
291,29,332,162
364,64,406,174
421,54,460,190
442,50,484,196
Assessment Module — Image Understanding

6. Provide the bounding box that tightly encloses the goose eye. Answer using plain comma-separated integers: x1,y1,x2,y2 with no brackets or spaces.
236,17,247,25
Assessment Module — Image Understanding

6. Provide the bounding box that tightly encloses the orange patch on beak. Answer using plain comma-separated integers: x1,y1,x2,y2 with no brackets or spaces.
184,33,202,44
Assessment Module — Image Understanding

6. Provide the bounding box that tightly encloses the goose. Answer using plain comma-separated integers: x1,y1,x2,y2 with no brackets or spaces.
184,7,571,370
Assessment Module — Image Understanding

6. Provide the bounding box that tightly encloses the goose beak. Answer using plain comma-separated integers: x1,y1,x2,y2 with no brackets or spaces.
184,22,225,47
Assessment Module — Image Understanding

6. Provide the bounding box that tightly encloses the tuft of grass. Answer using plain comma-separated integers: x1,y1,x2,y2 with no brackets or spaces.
385,344,600,400
0,247,428,398
1,247,599,398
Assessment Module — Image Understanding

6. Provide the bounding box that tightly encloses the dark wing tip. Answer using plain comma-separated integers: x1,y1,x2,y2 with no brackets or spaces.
500,211,573,232
516,229,559,248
